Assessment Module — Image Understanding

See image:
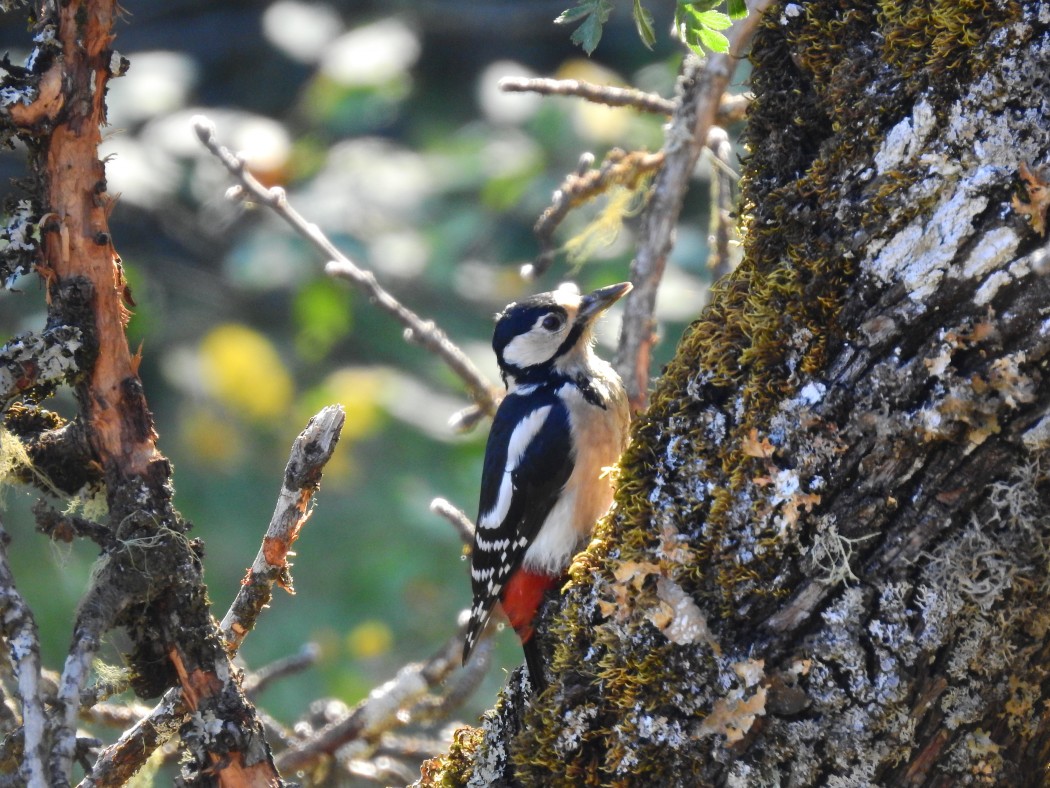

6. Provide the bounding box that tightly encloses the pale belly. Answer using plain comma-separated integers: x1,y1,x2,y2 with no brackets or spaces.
523,385,629,574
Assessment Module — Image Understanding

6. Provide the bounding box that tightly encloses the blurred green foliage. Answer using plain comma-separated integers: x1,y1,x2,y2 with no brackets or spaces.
0,0,744,746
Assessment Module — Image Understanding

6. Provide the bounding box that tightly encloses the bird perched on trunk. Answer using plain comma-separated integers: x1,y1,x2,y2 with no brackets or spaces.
462,281,632,692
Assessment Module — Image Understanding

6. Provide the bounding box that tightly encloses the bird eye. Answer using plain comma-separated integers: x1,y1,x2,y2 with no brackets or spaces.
542,314,563,331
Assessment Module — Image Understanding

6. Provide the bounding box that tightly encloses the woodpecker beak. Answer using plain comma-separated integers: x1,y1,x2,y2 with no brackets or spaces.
577,281,632,322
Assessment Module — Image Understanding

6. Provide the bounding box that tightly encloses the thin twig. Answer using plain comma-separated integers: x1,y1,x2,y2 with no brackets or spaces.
0,523,48,788
429,497,476,544
407,637,493,725
499,76,675,115
77,691,184,788
80,406,345,788
82,701,153,729
706,126,738,284
244,643,321,699
499,76,751,127
33,502,115,550
275,628,468,774
615,0,772,411
193,116,499,419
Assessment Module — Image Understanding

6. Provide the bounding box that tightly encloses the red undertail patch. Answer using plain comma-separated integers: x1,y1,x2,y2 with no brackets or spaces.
501,568,559,644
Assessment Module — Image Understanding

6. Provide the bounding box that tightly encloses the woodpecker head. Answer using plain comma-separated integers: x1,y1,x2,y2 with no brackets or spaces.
492,281,632,386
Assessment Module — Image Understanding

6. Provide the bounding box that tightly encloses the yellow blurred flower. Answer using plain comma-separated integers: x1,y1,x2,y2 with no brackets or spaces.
316,367,385,442
200,323,294,422
556,59,632,142
346,620,393,659
180,408,244,466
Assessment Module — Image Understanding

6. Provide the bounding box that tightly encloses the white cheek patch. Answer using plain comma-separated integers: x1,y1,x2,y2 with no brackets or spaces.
478,405,552,530
502,330,560,369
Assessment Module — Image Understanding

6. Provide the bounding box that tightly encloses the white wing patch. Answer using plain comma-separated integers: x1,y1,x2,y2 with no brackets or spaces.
477,405,552,530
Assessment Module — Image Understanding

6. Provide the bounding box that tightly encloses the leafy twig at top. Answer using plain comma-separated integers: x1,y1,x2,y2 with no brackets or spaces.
616,0,773,412
675,0,750,55
192,116,500,421
558,0,750,55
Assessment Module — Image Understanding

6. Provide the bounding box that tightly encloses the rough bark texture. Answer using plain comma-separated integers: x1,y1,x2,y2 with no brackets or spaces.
420,1,1050,785
2,1,284,784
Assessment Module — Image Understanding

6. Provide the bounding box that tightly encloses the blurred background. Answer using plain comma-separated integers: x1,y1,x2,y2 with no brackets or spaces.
0,0,744,773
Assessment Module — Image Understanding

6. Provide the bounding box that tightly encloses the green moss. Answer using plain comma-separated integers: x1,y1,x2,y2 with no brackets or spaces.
878,0,1022,87
418,726,485,787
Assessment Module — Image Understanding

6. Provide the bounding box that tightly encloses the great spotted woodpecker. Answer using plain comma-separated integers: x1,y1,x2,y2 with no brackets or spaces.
462,281,632,691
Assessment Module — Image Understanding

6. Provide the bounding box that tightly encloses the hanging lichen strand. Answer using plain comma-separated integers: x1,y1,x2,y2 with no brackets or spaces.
422,1,1050,786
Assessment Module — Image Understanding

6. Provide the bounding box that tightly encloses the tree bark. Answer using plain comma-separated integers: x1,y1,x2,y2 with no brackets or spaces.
420,1,1050,785
3,1,285,784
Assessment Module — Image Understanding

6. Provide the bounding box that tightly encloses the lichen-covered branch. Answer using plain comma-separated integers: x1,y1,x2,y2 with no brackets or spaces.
0,523,47,788
0,327,82,407
193,116,500,419
81,405,344,786
615,0,772,411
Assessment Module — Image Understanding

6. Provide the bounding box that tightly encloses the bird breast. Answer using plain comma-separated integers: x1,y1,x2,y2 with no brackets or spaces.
522,371,629,574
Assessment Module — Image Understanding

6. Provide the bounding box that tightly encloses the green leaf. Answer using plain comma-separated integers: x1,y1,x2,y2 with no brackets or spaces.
727,0,748,20
677,0,721,11
695,24,730,52
694,9,733,29
571,13,604,53
555,3,596,24
559,0,612,54
632,0,657,49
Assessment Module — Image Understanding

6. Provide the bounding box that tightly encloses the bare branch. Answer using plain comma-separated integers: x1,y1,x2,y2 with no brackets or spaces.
407,637,493,725
499,77,751,128
615,0,773,411
193,116,499,419
50,614,106,786
0,522,47,788
499,76,675,115
221,404,345,652
527,148,666,280
275,628,468,775
244,644,321,699
77,692,184,788
429,497,475,544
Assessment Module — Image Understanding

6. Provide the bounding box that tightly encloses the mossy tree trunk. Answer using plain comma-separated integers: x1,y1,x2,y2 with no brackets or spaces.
422,2,1050,785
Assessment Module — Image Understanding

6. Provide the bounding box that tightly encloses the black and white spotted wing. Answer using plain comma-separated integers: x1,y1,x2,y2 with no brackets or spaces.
462,385,574,662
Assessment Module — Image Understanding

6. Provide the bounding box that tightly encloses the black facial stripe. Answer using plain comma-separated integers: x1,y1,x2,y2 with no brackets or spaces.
552,321,585,361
